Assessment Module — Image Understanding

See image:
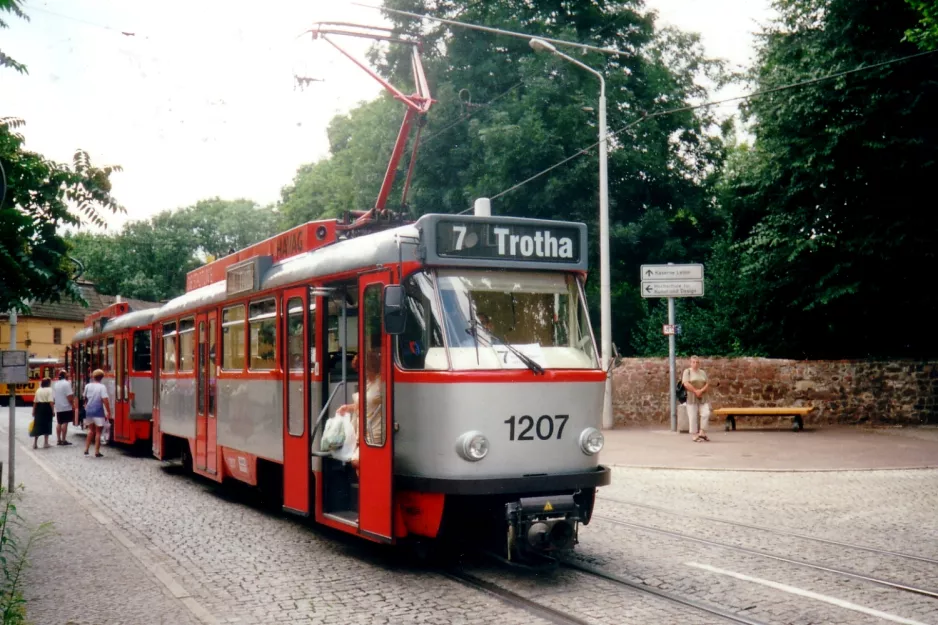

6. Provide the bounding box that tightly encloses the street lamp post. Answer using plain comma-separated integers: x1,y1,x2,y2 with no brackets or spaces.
530,38,613,430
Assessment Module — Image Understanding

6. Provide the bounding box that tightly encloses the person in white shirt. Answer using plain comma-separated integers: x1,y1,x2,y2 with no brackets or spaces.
52,370,76,446
83,369,111,458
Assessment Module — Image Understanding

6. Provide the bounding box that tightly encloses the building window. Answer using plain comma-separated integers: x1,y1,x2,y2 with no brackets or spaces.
222,305,245,371
53,328,62,345
248,299,277,371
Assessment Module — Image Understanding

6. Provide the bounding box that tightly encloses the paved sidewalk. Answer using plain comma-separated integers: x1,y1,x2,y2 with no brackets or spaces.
600,425,938,471
0,423,203,625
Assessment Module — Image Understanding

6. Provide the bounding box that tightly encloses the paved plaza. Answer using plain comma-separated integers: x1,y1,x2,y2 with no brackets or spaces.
3,407,937,624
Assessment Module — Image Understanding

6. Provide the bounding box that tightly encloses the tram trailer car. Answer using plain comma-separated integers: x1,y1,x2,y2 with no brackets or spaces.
148,212,610,560
0,358,63,406
69,302,157,445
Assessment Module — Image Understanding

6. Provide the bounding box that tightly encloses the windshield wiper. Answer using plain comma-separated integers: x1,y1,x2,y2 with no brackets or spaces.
468,319,544,375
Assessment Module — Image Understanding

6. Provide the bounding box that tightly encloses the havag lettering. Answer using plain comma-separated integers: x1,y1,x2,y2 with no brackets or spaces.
492,227,573,259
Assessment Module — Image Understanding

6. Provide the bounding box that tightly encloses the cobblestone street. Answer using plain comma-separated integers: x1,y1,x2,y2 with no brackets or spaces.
4,408,938,624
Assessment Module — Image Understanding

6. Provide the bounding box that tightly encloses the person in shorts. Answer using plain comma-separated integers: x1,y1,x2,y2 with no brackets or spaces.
52,370,76,446
83,369,111,458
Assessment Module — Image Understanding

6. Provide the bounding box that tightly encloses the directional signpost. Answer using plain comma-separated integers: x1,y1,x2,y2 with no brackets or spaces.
640,264,705,432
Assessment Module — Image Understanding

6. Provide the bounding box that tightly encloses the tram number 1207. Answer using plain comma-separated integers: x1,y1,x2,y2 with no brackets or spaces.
505,415,569,441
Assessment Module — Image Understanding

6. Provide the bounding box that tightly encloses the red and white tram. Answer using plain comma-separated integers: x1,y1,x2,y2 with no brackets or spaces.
69,302,156,445
143,210,610,559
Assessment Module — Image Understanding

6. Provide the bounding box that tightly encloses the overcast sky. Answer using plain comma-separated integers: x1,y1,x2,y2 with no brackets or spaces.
2,0,774,228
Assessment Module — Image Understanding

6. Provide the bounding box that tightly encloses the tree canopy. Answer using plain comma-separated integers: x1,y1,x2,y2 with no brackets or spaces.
281,0,728,354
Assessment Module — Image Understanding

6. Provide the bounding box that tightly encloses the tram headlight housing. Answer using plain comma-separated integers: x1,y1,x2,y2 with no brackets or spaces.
456,431,489,462
579,427,604,455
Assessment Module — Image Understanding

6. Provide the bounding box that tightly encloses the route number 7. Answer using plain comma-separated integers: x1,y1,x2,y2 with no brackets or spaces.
452,225,467,250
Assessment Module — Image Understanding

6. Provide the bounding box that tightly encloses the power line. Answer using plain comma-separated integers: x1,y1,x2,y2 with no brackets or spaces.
421,81,524,145
459,47,938,213
352,2,632,58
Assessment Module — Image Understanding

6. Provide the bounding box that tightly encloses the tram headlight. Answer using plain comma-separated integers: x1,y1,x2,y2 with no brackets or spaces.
579,428,604,455
456,431,489,462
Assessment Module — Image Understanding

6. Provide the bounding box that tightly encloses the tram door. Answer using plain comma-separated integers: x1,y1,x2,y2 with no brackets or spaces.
195,312,217,474
357,271,393,540
152,325,162,458
114,332,131,442
282,288,312,515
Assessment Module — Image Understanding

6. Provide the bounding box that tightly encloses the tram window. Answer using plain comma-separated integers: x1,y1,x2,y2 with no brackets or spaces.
362,284,385,447
286,296,304,436
248,299,277,371
222,305,246,371
396,271,445,370
133,330,151,372
162,322,177,373
106,337,115,372
178,317,195,372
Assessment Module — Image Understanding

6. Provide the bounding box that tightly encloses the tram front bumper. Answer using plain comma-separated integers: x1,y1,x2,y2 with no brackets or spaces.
506,494,582,555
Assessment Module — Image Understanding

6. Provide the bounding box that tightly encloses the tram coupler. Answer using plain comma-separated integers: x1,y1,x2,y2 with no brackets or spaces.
505,494,581,560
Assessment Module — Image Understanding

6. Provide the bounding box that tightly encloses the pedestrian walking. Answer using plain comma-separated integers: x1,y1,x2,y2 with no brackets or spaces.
682,356,712,442
82,369,111,458
52,370,76,446
31,378,55,449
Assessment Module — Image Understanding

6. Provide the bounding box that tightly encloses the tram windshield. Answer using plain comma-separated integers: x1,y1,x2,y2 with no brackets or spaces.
399,269,598,371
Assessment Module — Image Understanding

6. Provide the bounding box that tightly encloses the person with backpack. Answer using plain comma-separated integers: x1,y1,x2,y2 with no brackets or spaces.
82,369,111,457
682,356,711,442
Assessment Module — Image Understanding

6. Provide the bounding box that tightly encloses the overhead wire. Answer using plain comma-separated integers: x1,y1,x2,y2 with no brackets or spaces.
457,46,938,213
420,80,524,145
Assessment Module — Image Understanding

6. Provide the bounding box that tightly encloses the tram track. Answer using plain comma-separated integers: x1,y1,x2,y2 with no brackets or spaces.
446,560,771,625
592,512,938,601
599,496,938,566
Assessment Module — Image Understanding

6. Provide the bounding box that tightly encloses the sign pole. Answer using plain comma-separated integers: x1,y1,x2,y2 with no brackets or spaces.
667,297,676,432
7,309,16,492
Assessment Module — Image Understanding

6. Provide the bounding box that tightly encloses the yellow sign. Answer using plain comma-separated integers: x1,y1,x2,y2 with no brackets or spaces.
543,501,553,512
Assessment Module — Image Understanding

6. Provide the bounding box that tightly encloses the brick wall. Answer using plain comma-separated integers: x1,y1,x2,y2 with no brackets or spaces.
611,358,938,427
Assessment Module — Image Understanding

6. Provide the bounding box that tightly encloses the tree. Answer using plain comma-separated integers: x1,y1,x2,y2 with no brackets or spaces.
0,0,28,74
906,0,938,50
283,0,728,354
717,0,938,358
67,198,279,301
1,118,124,313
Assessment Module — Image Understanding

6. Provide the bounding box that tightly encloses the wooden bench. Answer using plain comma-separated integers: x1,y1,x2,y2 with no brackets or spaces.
713,407,815,432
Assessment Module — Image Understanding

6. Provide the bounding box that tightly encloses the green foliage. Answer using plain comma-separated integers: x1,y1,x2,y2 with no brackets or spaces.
0,0,28,74
906,0,938,50
0,485,53,624
282,0,728,355
714,0,938,358
67,198,279,302
1,118,125,313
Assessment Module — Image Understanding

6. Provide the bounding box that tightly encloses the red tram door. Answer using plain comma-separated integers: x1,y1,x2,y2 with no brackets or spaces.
113,332,131,442
282,288,311,515
358,272,393,541
152,324,162,458
195,313,218,474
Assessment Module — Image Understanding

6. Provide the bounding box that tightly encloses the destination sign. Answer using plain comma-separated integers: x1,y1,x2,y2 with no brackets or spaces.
435,221,581,263
416,214,588,271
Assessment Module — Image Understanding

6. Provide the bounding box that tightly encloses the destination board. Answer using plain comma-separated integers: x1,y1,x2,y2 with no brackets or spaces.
417,215,588,271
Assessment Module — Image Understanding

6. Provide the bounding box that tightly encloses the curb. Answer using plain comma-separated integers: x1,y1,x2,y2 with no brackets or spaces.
607,463,938,473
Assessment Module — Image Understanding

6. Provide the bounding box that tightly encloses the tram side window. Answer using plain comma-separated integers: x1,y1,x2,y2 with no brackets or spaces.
178,317,195,372
133,330,151,372
162,322,177,373
248,299,277,371
106,338,115,372
396,271,445,370
222,305,246,370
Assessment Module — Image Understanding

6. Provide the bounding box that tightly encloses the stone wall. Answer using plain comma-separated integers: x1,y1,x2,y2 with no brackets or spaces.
611,357,938,428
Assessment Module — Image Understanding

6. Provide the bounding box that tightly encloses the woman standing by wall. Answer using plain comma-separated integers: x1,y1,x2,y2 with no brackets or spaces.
683,356,711,442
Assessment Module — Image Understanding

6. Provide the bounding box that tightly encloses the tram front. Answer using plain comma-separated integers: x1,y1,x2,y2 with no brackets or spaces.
390,214,611,561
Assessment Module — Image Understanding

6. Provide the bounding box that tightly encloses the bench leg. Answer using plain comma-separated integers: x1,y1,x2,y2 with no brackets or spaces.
793,416,803,432
724,416,736,431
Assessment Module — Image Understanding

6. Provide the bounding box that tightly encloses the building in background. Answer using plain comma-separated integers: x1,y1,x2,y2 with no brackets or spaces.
0,281,159,361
